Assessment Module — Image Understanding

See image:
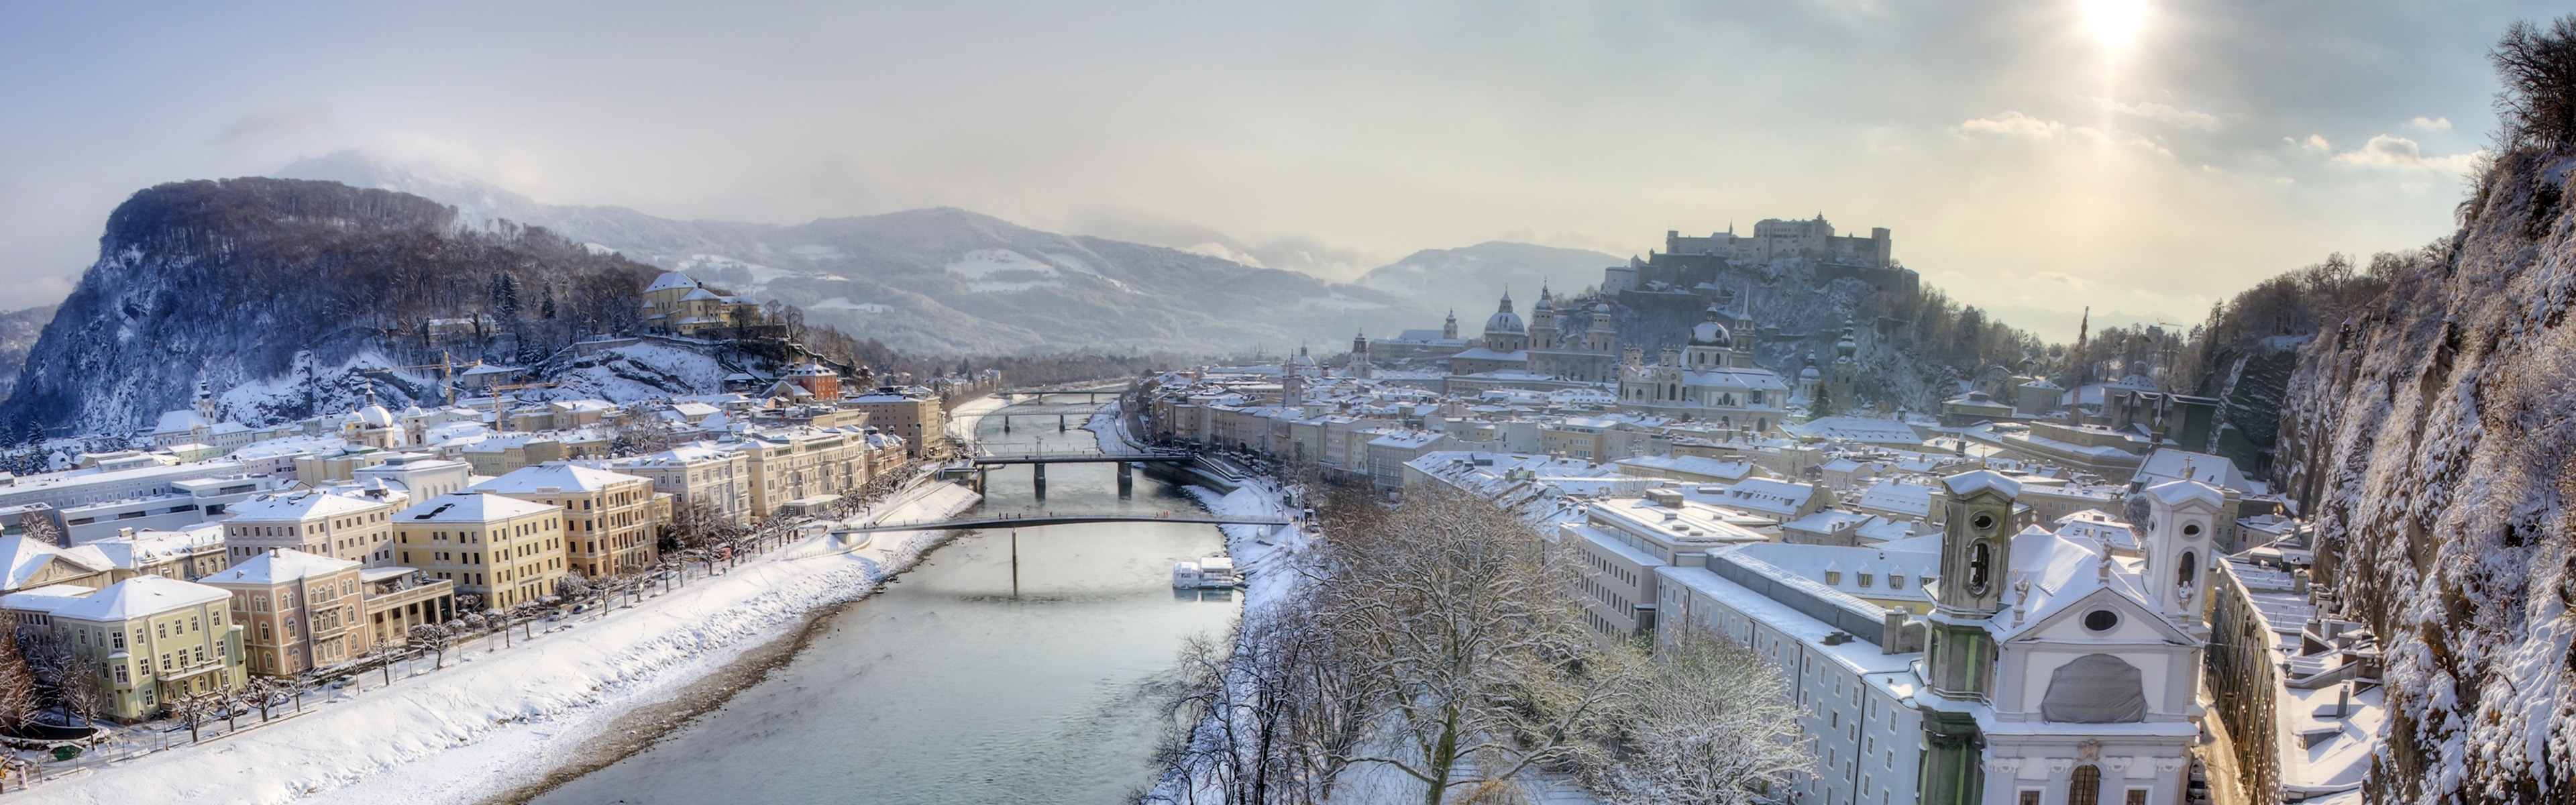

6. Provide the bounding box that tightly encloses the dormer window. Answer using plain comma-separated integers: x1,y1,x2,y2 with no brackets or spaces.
1825,571,1843,585
1858,573,1874,588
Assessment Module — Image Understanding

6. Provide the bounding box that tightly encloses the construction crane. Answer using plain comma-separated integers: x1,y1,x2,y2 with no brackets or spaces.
483,380,566,421
355,352,466,407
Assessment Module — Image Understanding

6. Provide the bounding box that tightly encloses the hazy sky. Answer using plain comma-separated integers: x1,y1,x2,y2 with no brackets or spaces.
0,1,2546,339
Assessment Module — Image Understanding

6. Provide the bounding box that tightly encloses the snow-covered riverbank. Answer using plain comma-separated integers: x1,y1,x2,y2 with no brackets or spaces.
25,481,983,805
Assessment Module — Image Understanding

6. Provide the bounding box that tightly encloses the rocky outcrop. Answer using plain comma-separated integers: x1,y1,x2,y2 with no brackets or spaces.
0,178,663,438
2273,146,2576,802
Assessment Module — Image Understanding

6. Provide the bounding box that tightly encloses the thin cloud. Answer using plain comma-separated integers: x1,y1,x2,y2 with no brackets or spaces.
2409,115,2453,131
2099,99,2224,131
209,105,335,149
2328,134,2481,175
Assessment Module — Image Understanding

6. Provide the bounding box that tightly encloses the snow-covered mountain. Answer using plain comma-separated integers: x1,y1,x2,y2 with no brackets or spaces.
0,304,58,404
0,178,710,438
276,152,1430,355
2271,148,2576,800
1354,241,1623,319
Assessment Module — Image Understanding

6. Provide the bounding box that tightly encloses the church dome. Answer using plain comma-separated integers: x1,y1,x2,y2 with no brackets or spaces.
1690,320,1731,347
1801,366,1821,380
358,404,394,428
1485,310,1526,335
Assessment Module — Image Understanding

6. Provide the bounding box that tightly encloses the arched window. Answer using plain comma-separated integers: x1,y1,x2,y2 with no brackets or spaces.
2041,654,2148,722
2067,765,2102,805
2177,550,2198,588
1966,542,1992,594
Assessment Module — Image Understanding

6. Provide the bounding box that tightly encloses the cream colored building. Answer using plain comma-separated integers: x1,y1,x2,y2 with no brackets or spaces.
607,444,752,523
471,464,666,578
393,492,569,606
221,488,407,567
0,576,246,721
733,428,873,520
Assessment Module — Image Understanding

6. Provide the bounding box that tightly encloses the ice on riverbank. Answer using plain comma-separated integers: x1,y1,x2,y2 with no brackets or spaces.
30,482,983,805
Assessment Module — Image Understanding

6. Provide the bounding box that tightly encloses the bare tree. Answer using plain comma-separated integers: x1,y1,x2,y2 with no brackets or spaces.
2493,15,2576,152
408,623,454,669
608,414,679,457
1574,625,1813,804
0,631,35,735
1313,488,1615,805
244,676,290,722
175,691,221,743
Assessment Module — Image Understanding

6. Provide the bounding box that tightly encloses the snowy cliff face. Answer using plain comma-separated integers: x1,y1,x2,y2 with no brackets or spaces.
0,304,58,404
2273,150,2576,802
276,152,1433,355
0,178,669,438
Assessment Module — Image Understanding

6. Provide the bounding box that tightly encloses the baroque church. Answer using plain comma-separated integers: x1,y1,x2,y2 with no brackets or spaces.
1612,302,1792,432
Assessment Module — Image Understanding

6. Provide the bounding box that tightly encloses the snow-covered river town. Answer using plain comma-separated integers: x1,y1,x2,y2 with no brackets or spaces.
15,6,2576,803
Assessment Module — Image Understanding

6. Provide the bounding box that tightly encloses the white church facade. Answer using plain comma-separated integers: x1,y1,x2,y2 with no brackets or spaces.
1656,470,2217,805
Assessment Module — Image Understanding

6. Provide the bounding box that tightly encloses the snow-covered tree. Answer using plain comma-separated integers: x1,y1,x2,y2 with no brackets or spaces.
409,623,455,669
1575,625,1813,804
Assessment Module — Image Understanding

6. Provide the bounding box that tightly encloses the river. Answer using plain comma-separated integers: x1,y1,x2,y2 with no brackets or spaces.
527,395,1236,804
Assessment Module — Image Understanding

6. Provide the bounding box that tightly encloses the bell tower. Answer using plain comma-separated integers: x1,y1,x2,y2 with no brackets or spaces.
1935,470,2020,616
2138,478,2224,625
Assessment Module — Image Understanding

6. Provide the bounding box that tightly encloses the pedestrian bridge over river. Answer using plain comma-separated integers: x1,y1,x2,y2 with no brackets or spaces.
841,513,1294,534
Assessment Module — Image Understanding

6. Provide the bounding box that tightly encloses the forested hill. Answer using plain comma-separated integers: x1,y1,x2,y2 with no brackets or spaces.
2269,29,2576,798
0,178,666,438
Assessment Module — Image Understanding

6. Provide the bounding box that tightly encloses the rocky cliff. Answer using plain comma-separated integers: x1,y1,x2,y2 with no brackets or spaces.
0,178,669,438
2273,145,2576,801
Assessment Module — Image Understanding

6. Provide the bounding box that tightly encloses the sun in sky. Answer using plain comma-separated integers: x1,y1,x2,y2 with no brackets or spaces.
2081,0,2150,49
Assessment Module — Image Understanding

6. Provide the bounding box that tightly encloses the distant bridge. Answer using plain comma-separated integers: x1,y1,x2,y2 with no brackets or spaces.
841,513,1294,533
969,449,1192,466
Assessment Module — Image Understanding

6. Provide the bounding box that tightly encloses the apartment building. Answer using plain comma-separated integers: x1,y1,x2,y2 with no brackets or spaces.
472,464,665,578
733,429,871,520
607,444,751,523
0,576,246,721
202,550,371,676
844,390,946,456
392,492,569,606
221,488,406,567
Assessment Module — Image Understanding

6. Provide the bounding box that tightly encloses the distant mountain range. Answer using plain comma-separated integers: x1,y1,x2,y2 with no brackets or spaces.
273,152,1620,356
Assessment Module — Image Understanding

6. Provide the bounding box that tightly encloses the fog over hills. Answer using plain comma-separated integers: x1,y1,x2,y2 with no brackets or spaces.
277,152,1453,356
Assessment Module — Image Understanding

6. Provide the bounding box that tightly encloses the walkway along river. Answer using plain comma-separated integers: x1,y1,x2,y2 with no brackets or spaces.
527,394,1237,804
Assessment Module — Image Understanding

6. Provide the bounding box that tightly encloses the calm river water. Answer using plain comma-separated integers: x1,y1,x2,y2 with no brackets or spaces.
529,396,1236,804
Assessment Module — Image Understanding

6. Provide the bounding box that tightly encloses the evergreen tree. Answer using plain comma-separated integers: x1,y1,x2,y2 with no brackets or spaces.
1807,384,1835,421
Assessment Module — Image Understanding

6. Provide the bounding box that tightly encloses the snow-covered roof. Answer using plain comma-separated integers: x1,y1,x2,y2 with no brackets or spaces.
0,535,112,590
396,492,559,523
15,576,229,622
1448,347,1528,362
472,462,651,494
2143,478,2226,511
86,525,223,569
226,490,391,523
2133,449,2250,494
1941,469,2021,500
152,409,212,435
645,271,700,293
202,549,358,586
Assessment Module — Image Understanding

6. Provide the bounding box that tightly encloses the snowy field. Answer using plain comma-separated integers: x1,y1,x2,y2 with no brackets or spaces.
23,482,983,805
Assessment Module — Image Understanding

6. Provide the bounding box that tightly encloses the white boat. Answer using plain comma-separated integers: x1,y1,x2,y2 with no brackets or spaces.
1173,556,1241,589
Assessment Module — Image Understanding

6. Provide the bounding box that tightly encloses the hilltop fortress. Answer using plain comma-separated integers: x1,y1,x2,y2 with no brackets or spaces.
1606,214,1919,297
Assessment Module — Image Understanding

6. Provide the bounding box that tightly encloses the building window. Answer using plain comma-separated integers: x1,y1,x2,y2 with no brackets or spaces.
2067,765,2101,805
113,665,129,684
2125,791,2147,805
1858,573,1874,588
2019,792,2041,805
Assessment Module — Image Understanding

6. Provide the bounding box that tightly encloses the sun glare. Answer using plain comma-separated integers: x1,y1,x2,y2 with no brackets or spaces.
2081,0,2148,48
